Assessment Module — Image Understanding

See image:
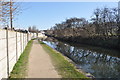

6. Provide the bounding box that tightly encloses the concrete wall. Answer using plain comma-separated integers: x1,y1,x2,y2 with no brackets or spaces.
0,29,37,79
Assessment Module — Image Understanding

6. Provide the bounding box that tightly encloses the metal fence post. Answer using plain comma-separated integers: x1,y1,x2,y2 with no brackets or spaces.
6,28,9,77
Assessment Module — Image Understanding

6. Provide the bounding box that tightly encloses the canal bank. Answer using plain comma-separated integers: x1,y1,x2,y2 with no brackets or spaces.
46,35,120,51
38,41,90,78
43,37,120,78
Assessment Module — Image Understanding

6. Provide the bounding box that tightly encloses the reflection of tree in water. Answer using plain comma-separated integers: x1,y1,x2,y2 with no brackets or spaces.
53,42,120,78
91,61,120,78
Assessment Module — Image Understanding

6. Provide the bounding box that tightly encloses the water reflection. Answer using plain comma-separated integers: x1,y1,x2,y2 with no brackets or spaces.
43,39,120,78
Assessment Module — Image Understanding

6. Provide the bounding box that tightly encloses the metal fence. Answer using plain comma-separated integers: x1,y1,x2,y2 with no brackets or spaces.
0,29,37,79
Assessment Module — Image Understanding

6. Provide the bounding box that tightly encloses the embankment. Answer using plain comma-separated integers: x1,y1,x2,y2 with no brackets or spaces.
46,35,119,51
39,41,93,79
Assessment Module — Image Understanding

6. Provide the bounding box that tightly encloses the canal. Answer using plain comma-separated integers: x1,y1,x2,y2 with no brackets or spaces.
43,37,120,78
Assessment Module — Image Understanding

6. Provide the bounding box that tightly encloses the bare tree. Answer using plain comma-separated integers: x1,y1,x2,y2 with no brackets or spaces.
91,8,101,35
1,0,21,29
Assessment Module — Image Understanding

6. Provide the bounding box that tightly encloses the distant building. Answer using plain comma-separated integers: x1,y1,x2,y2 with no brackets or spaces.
38,31,47,40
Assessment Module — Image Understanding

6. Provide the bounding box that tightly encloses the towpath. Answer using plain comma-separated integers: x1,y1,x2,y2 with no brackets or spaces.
27,40,61,78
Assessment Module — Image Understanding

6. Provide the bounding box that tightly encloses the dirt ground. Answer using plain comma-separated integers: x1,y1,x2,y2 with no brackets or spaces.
27,40,61,78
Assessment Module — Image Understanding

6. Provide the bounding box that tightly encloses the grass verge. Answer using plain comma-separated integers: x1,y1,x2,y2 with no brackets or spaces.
10,40,33,78
39,41,88,79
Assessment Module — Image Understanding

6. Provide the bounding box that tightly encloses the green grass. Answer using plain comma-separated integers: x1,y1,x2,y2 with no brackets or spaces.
39,41,88,79
10,40,33,78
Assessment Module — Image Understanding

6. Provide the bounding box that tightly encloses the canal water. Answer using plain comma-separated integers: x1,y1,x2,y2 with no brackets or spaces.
43,37,120,78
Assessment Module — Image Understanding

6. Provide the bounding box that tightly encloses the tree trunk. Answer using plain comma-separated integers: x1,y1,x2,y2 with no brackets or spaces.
10,0,13,29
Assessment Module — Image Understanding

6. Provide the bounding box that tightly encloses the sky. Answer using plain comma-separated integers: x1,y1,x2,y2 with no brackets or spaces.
14,2,118,30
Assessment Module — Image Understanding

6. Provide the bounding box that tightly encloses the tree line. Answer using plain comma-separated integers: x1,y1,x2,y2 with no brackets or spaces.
46,7,120,50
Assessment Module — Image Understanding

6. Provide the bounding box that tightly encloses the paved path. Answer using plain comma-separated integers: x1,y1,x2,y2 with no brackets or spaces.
27,40,61,78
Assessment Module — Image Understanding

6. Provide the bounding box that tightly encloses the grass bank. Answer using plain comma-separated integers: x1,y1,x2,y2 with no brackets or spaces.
10,40,33,78
39,41,88,79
